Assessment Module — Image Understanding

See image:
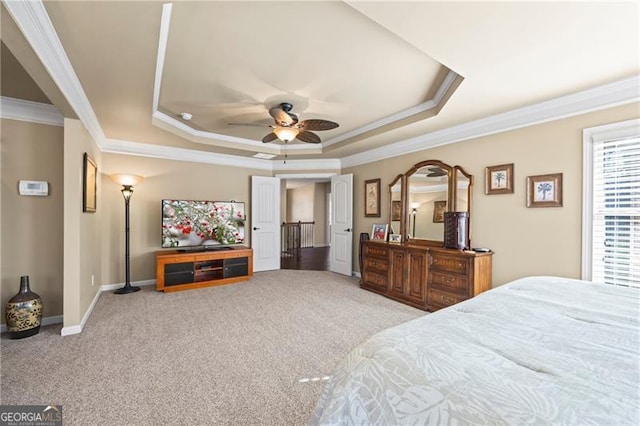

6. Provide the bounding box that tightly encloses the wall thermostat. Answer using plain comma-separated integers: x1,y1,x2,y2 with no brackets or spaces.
18,180,49,196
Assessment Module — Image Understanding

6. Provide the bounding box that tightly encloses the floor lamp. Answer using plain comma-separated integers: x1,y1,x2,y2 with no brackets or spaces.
410,203,419,237
110,174,144,294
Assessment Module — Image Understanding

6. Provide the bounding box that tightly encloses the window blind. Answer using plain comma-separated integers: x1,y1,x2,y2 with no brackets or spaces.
591,136,640,288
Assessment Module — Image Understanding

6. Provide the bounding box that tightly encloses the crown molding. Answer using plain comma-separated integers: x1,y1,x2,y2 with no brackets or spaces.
274,173,336,179
272,158,342,172
102,138,341,172
341,75,640,168
0,96,63,126
322,69,459,148
4,0,106,146
102,138,274,171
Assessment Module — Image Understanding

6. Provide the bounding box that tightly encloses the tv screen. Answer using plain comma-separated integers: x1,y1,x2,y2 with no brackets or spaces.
161,200,246,248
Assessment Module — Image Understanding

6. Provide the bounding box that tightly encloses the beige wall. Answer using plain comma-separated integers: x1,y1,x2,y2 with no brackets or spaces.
285,182,330,246
100,154,270,284
287,184,314,222
346,103,639,286
313,182,329,246
1,119,64,322
63,118,102,328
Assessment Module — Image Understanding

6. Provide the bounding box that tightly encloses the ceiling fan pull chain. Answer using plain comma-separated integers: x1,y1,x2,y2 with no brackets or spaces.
284,140,288,164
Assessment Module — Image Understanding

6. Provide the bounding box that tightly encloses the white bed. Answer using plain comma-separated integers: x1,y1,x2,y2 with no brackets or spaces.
311,276,640,425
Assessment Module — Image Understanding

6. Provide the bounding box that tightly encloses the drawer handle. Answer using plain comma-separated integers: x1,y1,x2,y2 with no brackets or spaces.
441,295,455,304
444,276,455,284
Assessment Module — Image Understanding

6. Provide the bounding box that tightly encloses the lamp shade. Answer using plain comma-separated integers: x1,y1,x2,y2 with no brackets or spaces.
110,174,144,186
411,202,420,210
273,127,299,142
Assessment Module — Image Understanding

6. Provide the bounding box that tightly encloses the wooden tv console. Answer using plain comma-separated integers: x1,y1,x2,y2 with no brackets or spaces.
156,246,253,293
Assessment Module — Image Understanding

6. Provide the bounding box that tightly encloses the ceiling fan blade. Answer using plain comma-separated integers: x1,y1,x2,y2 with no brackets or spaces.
262,132,278,143
228,122,271,127
269,106,296,126
299,119,339,131
296,131,321,144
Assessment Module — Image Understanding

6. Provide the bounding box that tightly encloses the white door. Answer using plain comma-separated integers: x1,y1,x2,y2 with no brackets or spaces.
330,174,353,276
251,176,281,272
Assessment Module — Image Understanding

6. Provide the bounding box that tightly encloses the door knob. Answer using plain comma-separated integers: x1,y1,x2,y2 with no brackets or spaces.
253,227,260,231
344,228,352,232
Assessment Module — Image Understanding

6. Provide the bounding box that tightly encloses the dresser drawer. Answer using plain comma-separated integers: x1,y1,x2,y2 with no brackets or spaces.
365,257,388,273
364,271,388,289
429,253,469,274
365,244,389,258
428,289,467,309
429,271,469,295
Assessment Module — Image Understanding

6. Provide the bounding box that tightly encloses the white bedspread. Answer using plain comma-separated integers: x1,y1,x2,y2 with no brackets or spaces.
310,276,640,425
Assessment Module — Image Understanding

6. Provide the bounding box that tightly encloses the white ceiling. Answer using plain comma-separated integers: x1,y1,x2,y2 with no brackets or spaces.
2,1,639,165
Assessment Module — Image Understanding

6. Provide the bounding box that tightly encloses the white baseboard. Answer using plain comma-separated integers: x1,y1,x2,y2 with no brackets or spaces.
100,279,156,292
353,271,361,278
59,279,156,336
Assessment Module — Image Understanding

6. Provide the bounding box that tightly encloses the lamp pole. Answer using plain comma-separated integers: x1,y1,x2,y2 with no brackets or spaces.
411,207,418,237
114,184,140,294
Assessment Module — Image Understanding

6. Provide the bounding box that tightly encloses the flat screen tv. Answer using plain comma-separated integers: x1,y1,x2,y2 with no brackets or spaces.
161,200,246,248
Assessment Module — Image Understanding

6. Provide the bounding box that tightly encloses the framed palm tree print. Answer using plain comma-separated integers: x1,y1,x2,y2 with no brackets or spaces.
527,173,563,207
485,163,514,195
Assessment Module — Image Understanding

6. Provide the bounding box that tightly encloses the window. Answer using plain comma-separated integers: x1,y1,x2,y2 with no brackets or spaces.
582,119,640,288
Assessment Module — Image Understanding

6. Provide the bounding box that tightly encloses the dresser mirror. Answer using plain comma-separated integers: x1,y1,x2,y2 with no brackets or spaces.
401,160,472,245
388,174,403,239
454,166,472,212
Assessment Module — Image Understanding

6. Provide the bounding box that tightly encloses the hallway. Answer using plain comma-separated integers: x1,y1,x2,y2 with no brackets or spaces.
281,246,330,271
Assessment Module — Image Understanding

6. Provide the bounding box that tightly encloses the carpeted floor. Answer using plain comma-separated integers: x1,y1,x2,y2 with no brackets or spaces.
1,270,424,425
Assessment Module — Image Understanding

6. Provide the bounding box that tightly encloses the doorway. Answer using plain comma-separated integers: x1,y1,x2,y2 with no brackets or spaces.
279,176,332,271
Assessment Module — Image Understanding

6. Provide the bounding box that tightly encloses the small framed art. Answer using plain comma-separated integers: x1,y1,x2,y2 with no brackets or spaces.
83,152,97,213
485,163,514,195
371,223,388,241
433,200,447,223
391,200,401,221
364,178,381,217
527,173,563,208
389,234,402,243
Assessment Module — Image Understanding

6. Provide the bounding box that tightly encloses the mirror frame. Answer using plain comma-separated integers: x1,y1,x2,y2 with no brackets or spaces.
400,160,472,247
387,174,404,241
453,165,473,249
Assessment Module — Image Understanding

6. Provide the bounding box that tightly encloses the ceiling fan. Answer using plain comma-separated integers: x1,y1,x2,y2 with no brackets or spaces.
230,103,339,144
426,167,447,177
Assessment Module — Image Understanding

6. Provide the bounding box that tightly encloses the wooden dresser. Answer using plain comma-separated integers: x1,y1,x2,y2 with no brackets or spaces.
361,240,493,311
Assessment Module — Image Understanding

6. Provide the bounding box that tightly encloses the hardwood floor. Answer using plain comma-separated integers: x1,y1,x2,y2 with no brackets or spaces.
281,246,330,271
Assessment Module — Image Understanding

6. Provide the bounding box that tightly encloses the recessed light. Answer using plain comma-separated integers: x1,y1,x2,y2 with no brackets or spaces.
252,153,276,159
180,112,192,121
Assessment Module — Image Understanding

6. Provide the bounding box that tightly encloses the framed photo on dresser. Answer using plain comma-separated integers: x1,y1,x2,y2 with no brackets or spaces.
371,223,388,241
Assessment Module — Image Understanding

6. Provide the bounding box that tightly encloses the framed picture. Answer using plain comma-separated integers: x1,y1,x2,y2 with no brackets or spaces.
83,152,97,213
389,234,402,243
485,163,514,195
433,200,447,223
391,200,401,221
371,223,388,241
364,178,381,217
527,173,563,208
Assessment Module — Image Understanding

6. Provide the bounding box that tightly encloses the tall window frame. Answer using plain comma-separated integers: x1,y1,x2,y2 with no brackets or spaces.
582,118,640,288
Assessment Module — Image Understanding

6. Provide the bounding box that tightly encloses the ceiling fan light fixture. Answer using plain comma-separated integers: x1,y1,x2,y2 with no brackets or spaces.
273,127,299,142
